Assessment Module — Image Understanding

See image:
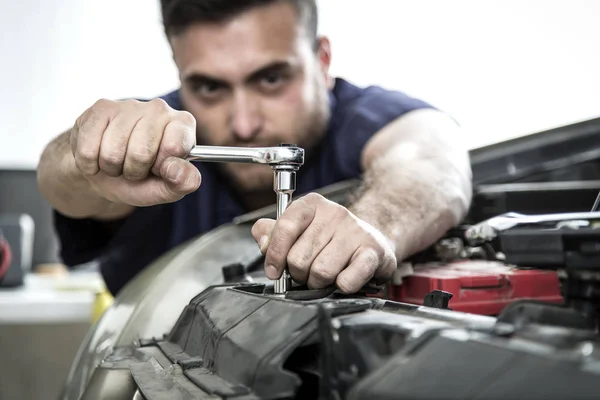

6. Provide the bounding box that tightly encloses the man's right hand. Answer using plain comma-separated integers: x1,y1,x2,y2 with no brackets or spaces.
70,98,201,207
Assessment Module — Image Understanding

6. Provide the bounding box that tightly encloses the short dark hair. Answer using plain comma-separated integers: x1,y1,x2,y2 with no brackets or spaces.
160,0,318,41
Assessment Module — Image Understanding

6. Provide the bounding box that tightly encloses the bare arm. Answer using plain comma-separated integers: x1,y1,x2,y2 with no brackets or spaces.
349,108,473,260
37,130,134,220
251,108,472,293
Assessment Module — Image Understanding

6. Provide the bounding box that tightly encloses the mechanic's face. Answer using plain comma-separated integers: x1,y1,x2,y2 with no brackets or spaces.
170,2,332,194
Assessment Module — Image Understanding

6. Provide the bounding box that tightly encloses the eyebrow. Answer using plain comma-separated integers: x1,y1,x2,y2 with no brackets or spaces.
183,61,293,87
247,61,292,82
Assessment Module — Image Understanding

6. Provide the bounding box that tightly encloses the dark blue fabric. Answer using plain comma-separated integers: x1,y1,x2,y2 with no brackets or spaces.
53,77,434,295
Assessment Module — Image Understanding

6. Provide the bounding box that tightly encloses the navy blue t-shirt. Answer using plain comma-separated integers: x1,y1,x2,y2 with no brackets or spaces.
53,78,434,295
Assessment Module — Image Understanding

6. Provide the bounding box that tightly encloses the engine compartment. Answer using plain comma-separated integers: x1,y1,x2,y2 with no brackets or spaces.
81,282,600,400
65,117,600,399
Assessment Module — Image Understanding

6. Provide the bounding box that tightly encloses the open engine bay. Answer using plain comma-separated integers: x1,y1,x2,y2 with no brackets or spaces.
62,117,600,399
77,212,600,400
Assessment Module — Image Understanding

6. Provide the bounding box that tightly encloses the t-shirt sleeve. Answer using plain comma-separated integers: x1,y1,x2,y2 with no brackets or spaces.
332,86,436,179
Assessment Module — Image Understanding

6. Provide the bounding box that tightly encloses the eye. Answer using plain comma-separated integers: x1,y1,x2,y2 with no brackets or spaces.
196,81,222,96
262,73,282,85
259,72,286,90
188,79,226,101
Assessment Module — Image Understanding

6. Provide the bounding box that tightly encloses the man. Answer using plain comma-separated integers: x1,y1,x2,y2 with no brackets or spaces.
37,0,472,296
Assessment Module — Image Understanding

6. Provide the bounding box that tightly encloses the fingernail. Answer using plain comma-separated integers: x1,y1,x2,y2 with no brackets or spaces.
166,162,182,181
258,235,269,252
266,264,278,279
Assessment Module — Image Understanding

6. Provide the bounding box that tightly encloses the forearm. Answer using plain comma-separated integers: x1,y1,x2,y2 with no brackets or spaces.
348,146,472,261
37,130,133,220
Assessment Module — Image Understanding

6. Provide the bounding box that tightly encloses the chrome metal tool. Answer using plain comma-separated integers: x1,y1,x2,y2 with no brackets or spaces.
464,211,600,245
187,144,304,293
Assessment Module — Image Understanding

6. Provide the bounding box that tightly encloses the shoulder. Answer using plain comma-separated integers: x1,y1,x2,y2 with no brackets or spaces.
325,78,435,177
329,78,435,132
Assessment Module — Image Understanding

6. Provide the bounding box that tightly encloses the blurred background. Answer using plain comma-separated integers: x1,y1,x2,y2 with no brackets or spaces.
2,0,600,170
0,0,599,399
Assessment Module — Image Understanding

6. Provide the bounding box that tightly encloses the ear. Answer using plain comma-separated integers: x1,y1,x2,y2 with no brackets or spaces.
316,36,333,89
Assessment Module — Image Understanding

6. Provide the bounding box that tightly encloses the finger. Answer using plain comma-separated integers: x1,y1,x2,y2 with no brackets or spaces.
306,237,353,289
373,250,397,283
264,200,316,280
72,102,113,176
123,115,167,181
160,157,202,195
251,218,276,253
89,158,201,206
286,219,335,284
99,112,141,177
335,248,380,294
153,110,196,177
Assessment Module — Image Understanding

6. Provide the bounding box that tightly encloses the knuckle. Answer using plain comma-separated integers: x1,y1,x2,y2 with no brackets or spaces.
311,260,336,283
303,192,323,204
266,240,288,264
267,239,286,260
149,97,169,112
363,247,381,267
170,112,196,148
162,141,184,157
100,151,124,168
288,197,315,220
384,253,398,275
79,107,102,130
161,121,196,157
75,158,97,175
177,110,196,126
127,147,155,166
333,204,349,219
79,101,112,133
74,113,86,130
93,98,109,107
275,219,296,240
76,148,98,166
287,248,309,270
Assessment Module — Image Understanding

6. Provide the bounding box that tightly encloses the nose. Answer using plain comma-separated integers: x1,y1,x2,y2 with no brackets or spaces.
230,91,262,142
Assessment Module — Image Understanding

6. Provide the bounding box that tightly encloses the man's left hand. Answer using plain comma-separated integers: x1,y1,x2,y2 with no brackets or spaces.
251,193,397,293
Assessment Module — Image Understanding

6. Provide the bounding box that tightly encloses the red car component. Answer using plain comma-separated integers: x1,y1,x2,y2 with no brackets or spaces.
390,260,564,315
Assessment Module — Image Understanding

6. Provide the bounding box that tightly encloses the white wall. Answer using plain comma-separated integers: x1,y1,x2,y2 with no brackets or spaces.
1,0,177,170
1,0,599,170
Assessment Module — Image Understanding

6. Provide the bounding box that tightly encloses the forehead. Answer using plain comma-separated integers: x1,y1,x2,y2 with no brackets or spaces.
170,2,308,80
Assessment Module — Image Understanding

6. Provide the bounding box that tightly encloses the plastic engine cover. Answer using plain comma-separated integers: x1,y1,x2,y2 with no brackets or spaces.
80,283,600,400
